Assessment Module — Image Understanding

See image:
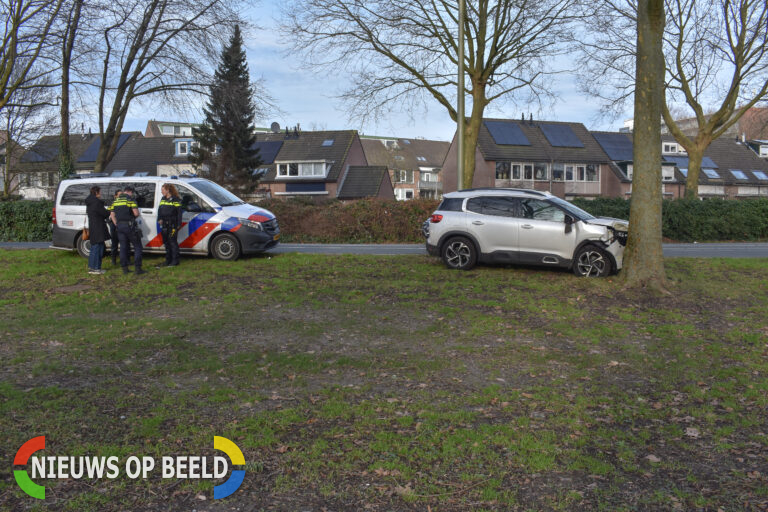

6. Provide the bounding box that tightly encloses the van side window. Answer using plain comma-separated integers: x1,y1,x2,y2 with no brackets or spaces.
60,184,92,205
176,185,214,213
124,182,156,208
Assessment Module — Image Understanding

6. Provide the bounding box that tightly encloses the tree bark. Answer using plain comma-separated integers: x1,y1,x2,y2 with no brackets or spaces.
58,0,82,180
622,0,668,292
683,144,706,199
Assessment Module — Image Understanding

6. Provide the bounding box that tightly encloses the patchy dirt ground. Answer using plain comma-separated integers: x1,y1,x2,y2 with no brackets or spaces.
1,252,767,511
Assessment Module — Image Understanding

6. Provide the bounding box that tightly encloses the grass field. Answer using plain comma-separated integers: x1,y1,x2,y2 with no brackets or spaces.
1,250,767,511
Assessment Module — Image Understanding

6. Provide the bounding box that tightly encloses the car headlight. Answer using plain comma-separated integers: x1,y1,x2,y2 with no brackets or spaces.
239,218,263,231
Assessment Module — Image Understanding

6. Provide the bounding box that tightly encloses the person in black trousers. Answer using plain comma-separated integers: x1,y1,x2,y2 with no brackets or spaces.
107,188,122,265
156,183,183,267
85,186,110,274
109,186,145,275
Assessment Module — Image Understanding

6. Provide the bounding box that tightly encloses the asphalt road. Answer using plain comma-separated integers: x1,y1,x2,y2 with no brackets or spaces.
2,241,768,258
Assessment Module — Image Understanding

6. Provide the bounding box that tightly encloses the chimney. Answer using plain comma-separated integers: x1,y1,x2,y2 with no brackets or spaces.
529,113,533,125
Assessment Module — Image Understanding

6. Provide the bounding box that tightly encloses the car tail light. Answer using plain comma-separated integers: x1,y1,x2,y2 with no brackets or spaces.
52,207,56,224
430,214,443,223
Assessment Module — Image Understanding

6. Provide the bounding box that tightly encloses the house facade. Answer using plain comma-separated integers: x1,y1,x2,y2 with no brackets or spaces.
361,137,450,200
442,119,619,199
593,131,768,198
105,135,196,177
256,129,394,200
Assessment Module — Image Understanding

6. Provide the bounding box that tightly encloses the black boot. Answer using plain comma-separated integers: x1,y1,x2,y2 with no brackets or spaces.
122,267,131,274
135,267,147,275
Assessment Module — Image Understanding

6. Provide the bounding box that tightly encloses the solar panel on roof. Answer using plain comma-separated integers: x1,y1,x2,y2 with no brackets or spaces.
592,132,633,161
730,169,748,180
539,123,584,148
20,150,49,163
752,171,768,180
250,141,283,164
77,133,132,163
483,121,531,146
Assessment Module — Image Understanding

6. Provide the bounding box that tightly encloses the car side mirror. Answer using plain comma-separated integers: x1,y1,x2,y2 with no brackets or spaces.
564,215,574,234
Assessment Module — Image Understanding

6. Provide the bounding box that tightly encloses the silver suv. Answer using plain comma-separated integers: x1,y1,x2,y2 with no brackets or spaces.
423,189,628,277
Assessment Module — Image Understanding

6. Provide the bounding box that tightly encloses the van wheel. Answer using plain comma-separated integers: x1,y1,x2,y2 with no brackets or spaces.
211,233,241,261
76,233,91,258
573,245,612,277
442,236,477,270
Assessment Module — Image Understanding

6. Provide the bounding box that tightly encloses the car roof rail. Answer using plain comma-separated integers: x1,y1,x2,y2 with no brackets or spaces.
459,187,549,197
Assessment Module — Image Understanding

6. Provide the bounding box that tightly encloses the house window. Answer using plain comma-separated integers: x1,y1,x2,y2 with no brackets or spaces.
512,164,521,180
416,156,426,162
760,146,768,157
422,172,433,182
577,165,586,180
524,164,533,180
585,164,599,182
277,162,328,178
495,161,510,180
161,125,174,135
552,163,564,181
534,163,548,180
322,139,334,147
565,165,574,181
176,141,189,155
395,188,414,200
393,169,414,183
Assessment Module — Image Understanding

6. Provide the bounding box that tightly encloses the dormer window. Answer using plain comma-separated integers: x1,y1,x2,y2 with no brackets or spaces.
383,140,398,149
663,142,685,154
760,145,768,157
276,161,329,178
175,140,196,156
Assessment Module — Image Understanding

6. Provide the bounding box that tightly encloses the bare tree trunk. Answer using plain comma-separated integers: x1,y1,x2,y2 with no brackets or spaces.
684,145,705,199
58,0,82,180
461,91,485,188
622,0,668,292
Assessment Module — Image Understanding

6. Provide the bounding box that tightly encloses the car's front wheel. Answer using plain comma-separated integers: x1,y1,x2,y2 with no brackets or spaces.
573,245,612,277
441,236,477,270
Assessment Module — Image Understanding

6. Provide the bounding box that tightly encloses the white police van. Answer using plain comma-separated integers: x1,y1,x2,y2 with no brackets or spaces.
51,176,280,260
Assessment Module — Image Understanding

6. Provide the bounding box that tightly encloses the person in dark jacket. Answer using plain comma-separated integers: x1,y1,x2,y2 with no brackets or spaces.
85,186,110,274
109,186,146,275
157,183,183,267
107,188,122,265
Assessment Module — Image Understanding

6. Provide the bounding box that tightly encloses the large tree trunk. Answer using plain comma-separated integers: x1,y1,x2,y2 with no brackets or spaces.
622,0,668,292
684,145,706,199
460,86,487,189
58,0,82,180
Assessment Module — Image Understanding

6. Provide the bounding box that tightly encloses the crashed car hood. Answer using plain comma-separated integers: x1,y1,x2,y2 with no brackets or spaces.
585,217,629,230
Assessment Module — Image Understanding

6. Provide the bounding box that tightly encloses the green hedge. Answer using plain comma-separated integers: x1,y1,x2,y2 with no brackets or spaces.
0,200,53,242
572,197,768,242
3,197,768,243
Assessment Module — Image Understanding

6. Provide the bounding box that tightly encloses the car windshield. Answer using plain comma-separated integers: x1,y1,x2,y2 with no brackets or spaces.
547,196,595,221
190,180,244,206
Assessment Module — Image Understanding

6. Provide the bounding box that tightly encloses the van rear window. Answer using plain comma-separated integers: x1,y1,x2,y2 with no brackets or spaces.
60,184,92,205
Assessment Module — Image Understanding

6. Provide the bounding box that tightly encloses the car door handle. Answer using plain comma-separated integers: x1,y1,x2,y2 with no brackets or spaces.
522,224,534,229
472,220,484,225
141,209,153,214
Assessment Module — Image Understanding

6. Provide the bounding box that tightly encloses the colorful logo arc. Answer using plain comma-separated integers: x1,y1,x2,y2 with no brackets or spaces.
213,436,246,499
14,435,46,499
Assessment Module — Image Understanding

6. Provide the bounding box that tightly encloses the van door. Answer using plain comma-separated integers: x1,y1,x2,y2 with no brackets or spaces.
129,182,158,246
54,182,92,248
175,183,218,253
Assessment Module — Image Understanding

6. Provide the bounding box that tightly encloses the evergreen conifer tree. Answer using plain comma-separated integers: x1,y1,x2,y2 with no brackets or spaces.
191,25,260,191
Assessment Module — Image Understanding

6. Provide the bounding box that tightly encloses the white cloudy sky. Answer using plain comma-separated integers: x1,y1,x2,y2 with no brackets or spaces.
121,1,634,141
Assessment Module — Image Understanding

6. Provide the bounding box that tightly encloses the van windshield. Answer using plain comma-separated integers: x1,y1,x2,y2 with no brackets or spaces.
190,181,244,207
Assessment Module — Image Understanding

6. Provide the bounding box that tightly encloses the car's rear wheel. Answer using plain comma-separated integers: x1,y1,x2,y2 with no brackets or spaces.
442,236,477,270
573,245,612,277
211,233,241,261
76,233,91,258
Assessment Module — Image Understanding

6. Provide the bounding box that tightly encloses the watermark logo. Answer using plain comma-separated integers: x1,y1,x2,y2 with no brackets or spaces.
13,435,245,500
14,435,46,499
213,436,246,499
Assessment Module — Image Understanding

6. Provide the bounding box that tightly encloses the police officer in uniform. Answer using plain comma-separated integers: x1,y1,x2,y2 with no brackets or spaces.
157,183,183,267
109,186,146,275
